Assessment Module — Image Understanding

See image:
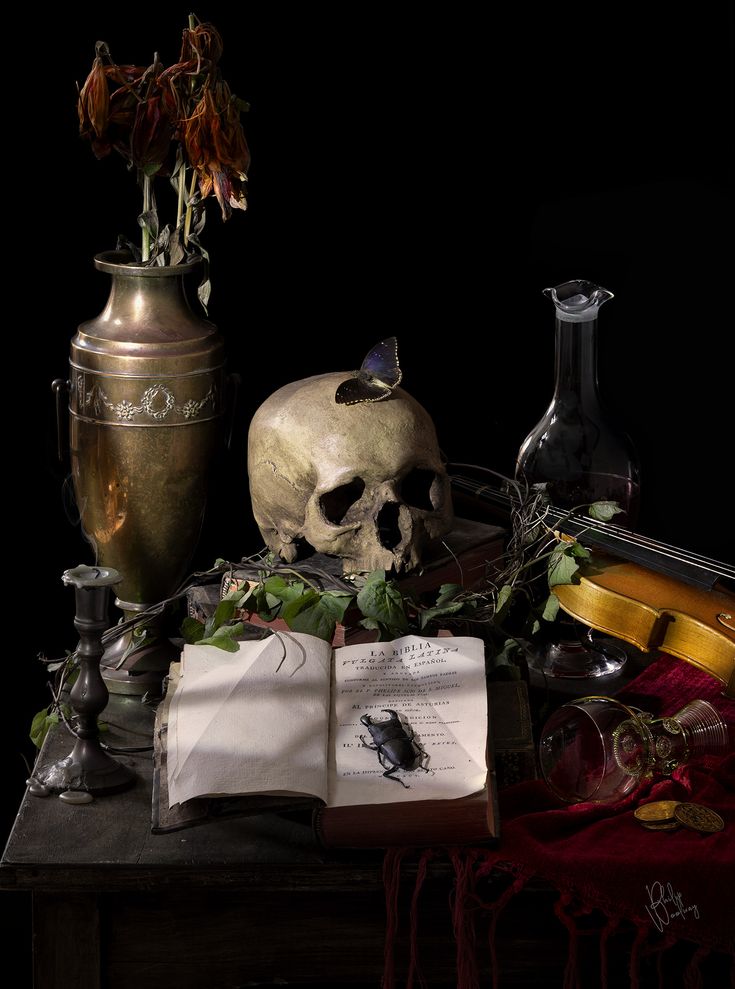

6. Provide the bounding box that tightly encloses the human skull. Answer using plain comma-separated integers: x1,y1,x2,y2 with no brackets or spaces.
247,372,453,573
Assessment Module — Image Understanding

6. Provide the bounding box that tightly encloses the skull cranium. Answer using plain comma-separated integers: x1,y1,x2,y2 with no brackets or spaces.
247,372,453,573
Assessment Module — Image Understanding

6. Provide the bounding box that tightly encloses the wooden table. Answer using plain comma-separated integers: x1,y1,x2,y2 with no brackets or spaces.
0,690,571,988
3,687,726,988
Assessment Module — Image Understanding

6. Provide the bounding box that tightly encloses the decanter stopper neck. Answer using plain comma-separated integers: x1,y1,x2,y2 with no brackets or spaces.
544,279,613,405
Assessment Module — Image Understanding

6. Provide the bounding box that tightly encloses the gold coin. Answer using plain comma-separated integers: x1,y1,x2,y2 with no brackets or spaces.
634,800,681,823
641,820,681,831
674,802,725,834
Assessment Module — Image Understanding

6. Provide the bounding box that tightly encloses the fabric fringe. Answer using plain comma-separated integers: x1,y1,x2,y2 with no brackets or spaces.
553,891,580,989
382,846,406,989
382,846,716,989
406,848,437,989
682,944,711,989
384,846,513,989
599,913,622,989
485,871,529,989
644,931,677,989
629,922,650,989
449,848,482,989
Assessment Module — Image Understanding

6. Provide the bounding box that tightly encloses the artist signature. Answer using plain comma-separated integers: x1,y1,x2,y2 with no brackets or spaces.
645,881,700,932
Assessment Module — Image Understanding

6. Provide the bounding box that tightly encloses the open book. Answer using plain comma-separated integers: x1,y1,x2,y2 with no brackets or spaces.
153,632,497,846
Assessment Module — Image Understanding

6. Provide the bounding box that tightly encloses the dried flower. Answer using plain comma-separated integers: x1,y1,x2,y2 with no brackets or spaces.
131,94,174,175
78,51,109,140
77,14,250,276
184,81,250,219
180,21,224,68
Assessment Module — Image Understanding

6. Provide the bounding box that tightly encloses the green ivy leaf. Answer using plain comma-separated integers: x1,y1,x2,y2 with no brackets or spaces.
197,622,245,652
235,586,254,608
224,581,247,601
263,575,290,597
588,501,623,522
541,593,560,621
419,599,465,629
356,572,409,636
280,588,320,625
436,583,464,605
547,546,580,588
569,542,591,559
30,708,53,749
250,583,271,617
181,617,205,644
289,593,351,641
321,591,352,620
490,638,522,680
494,583,514,622
204,598,237,637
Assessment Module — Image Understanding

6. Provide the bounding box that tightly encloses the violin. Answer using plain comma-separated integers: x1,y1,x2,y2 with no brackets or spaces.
448,470,735,697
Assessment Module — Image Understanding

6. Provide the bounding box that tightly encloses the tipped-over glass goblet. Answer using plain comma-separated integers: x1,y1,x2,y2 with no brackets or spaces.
539,696,730,803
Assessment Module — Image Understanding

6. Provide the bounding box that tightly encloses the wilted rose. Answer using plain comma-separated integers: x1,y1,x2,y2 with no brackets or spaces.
131,94,174,174
77,17,250,272
78,54,109,140
184,81,250,219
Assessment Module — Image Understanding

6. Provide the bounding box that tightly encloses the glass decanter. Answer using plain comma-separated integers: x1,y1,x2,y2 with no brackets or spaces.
518,279,640,525
517,279,641,678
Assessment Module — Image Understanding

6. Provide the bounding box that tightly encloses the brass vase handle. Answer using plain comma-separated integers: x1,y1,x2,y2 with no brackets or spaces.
51,378,70,462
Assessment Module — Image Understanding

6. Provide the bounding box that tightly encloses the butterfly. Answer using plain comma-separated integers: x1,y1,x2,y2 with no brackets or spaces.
334,337,403,406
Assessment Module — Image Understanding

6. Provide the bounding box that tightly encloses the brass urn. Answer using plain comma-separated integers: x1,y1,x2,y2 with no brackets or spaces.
67,251,226,690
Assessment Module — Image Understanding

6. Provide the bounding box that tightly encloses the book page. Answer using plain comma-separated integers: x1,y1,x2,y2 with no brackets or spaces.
167,632,332,807
328,635,488,807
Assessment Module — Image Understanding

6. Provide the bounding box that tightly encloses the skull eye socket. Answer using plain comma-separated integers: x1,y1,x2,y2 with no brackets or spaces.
400,468,437,511
320,478,366,525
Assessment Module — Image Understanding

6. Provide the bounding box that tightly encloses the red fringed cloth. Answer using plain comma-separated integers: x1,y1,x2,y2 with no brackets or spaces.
382,655,735,989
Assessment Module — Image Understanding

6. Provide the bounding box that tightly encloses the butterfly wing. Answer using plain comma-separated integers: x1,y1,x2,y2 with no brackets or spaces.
335,337,403,406
360,337,402,388
335,375,392,405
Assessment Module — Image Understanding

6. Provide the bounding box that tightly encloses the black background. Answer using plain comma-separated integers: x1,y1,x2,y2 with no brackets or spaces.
3,2,734,980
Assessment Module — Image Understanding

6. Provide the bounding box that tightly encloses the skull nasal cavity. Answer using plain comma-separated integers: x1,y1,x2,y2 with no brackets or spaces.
320,478,366,524
378,502,402,550
400,468,436,511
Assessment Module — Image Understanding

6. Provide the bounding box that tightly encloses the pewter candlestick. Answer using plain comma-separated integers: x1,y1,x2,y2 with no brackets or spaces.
34,565,136,796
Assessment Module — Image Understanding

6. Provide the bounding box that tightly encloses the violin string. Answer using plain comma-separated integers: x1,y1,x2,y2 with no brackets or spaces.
448,473,733,577
447,473,735,580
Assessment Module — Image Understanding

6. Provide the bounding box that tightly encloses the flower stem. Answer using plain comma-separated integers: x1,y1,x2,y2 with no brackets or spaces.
142,173,151,262
177,162,186,230
184,169,197,246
